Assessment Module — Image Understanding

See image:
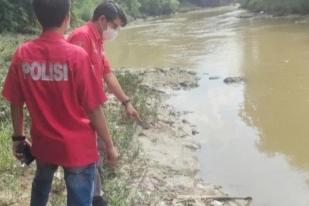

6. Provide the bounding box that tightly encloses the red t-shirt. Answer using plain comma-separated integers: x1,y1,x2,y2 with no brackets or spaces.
2,31,107,167
67,22,112,87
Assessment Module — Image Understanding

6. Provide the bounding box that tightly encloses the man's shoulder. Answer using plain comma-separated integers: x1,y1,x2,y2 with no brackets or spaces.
67,24,91,41
18,37,39,50
12,38,37,60
64,41,89,59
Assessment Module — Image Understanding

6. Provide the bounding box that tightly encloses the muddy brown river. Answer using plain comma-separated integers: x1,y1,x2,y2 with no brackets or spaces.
106,6,309,206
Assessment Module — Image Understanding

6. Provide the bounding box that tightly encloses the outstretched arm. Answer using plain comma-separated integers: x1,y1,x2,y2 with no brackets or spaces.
104,72,142,122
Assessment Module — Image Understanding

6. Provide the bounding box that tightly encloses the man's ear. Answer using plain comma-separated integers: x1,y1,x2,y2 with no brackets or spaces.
99,15,107,23
99,15,108,30
62,14,71,30
65,14,71,25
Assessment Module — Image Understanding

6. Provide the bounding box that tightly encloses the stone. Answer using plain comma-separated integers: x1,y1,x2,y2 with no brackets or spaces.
223,77,245,84
184,143,201,151
192,130,199,135
209,76,220,80
182,119,188,124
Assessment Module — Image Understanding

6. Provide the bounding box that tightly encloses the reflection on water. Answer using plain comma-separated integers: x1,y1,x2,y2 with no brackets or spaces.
106,6,309,206
241,23,309,170
105,6,238,69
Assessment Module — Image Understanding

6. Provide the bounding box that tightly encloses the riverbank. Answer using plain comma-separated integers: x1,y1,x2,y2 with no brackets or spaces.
104,68,251,206
0,66,250,206
237,8,309,21
3,6,309,205
239,0,309,16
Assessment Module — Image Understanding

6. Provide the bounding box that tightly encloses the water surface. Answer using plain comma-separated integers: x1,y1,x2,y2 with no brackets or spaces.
106,7,309,206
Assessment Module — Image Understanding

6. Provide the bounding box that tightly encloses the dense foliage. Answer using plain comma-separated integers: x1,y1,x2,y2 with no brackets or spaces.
0,0,36,33
239,0,309,15
3,0,309,33
0,0,234,33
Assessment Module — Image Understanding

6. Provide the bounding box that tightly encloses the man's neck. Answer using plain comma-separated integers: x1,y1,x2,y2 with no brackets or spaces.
43,27,65,35
92,21,103,38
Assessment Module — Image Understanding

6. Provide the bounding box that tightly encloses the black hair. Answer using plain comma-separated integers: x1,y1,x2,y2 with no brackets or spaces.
92,1,128,26
116,3,128,26
33,0,70,29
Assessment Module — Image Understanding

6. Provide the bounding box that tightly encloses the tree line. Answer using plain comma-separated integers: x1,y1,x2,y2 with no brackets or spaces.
0,0,236,33
4,0,308,33
239,0,309,15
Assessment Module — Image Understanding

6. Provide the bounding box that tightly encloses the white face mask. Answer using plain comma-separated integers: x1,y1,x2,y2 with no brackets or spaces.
103,26,118,41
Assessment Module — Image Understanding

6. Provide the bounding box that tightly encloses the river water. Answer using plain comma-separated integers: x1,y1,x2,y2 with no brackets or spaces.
106,6,309,206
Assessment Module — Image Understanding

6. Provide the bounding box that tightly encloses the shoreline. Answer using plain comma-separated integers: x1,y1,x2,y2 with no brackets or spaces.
0,67,249,206
114,68,251,206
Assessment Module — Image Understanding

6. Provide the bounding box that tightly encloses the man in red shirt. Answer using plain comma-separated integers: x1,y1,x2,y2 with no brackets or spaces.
2,0,118,206
67,2,141,205
68,1,139,120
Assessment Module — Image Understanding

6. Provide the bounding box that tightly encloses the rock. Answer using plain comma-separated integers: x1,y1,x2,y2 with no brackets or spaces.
140,122,150,130
183,111,193,115
169,111,177,116
182,119,188,124
184,143,201,151
214,185,223,190
138,132,146,137
162,119,175,126
151,138,158,143
192,130,199,135
188,71,197,75
155,67,165,73
179,82,189,88
223,77,245,84
209,76,220,80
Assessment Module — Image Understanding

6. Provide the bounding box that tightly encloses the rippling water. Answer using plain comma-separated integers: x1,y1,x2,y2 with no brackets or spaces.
106,6,309,206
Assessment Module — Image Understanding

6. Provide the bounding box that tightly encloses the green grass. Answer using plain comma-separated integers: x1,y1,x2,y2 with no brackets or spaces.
0,123,15,172
0,122,33,205
0,34,34,123
101,71,160,205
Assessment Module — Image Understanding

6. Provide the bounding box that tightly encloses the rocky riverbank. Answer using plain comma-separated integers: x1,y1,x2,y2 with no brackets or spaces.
113,68,251,206
0,67,249,206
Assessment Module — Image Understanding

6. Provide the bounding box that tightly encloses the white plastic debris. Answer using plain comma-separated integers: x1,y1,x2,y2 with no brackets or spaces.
210,200,224,206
